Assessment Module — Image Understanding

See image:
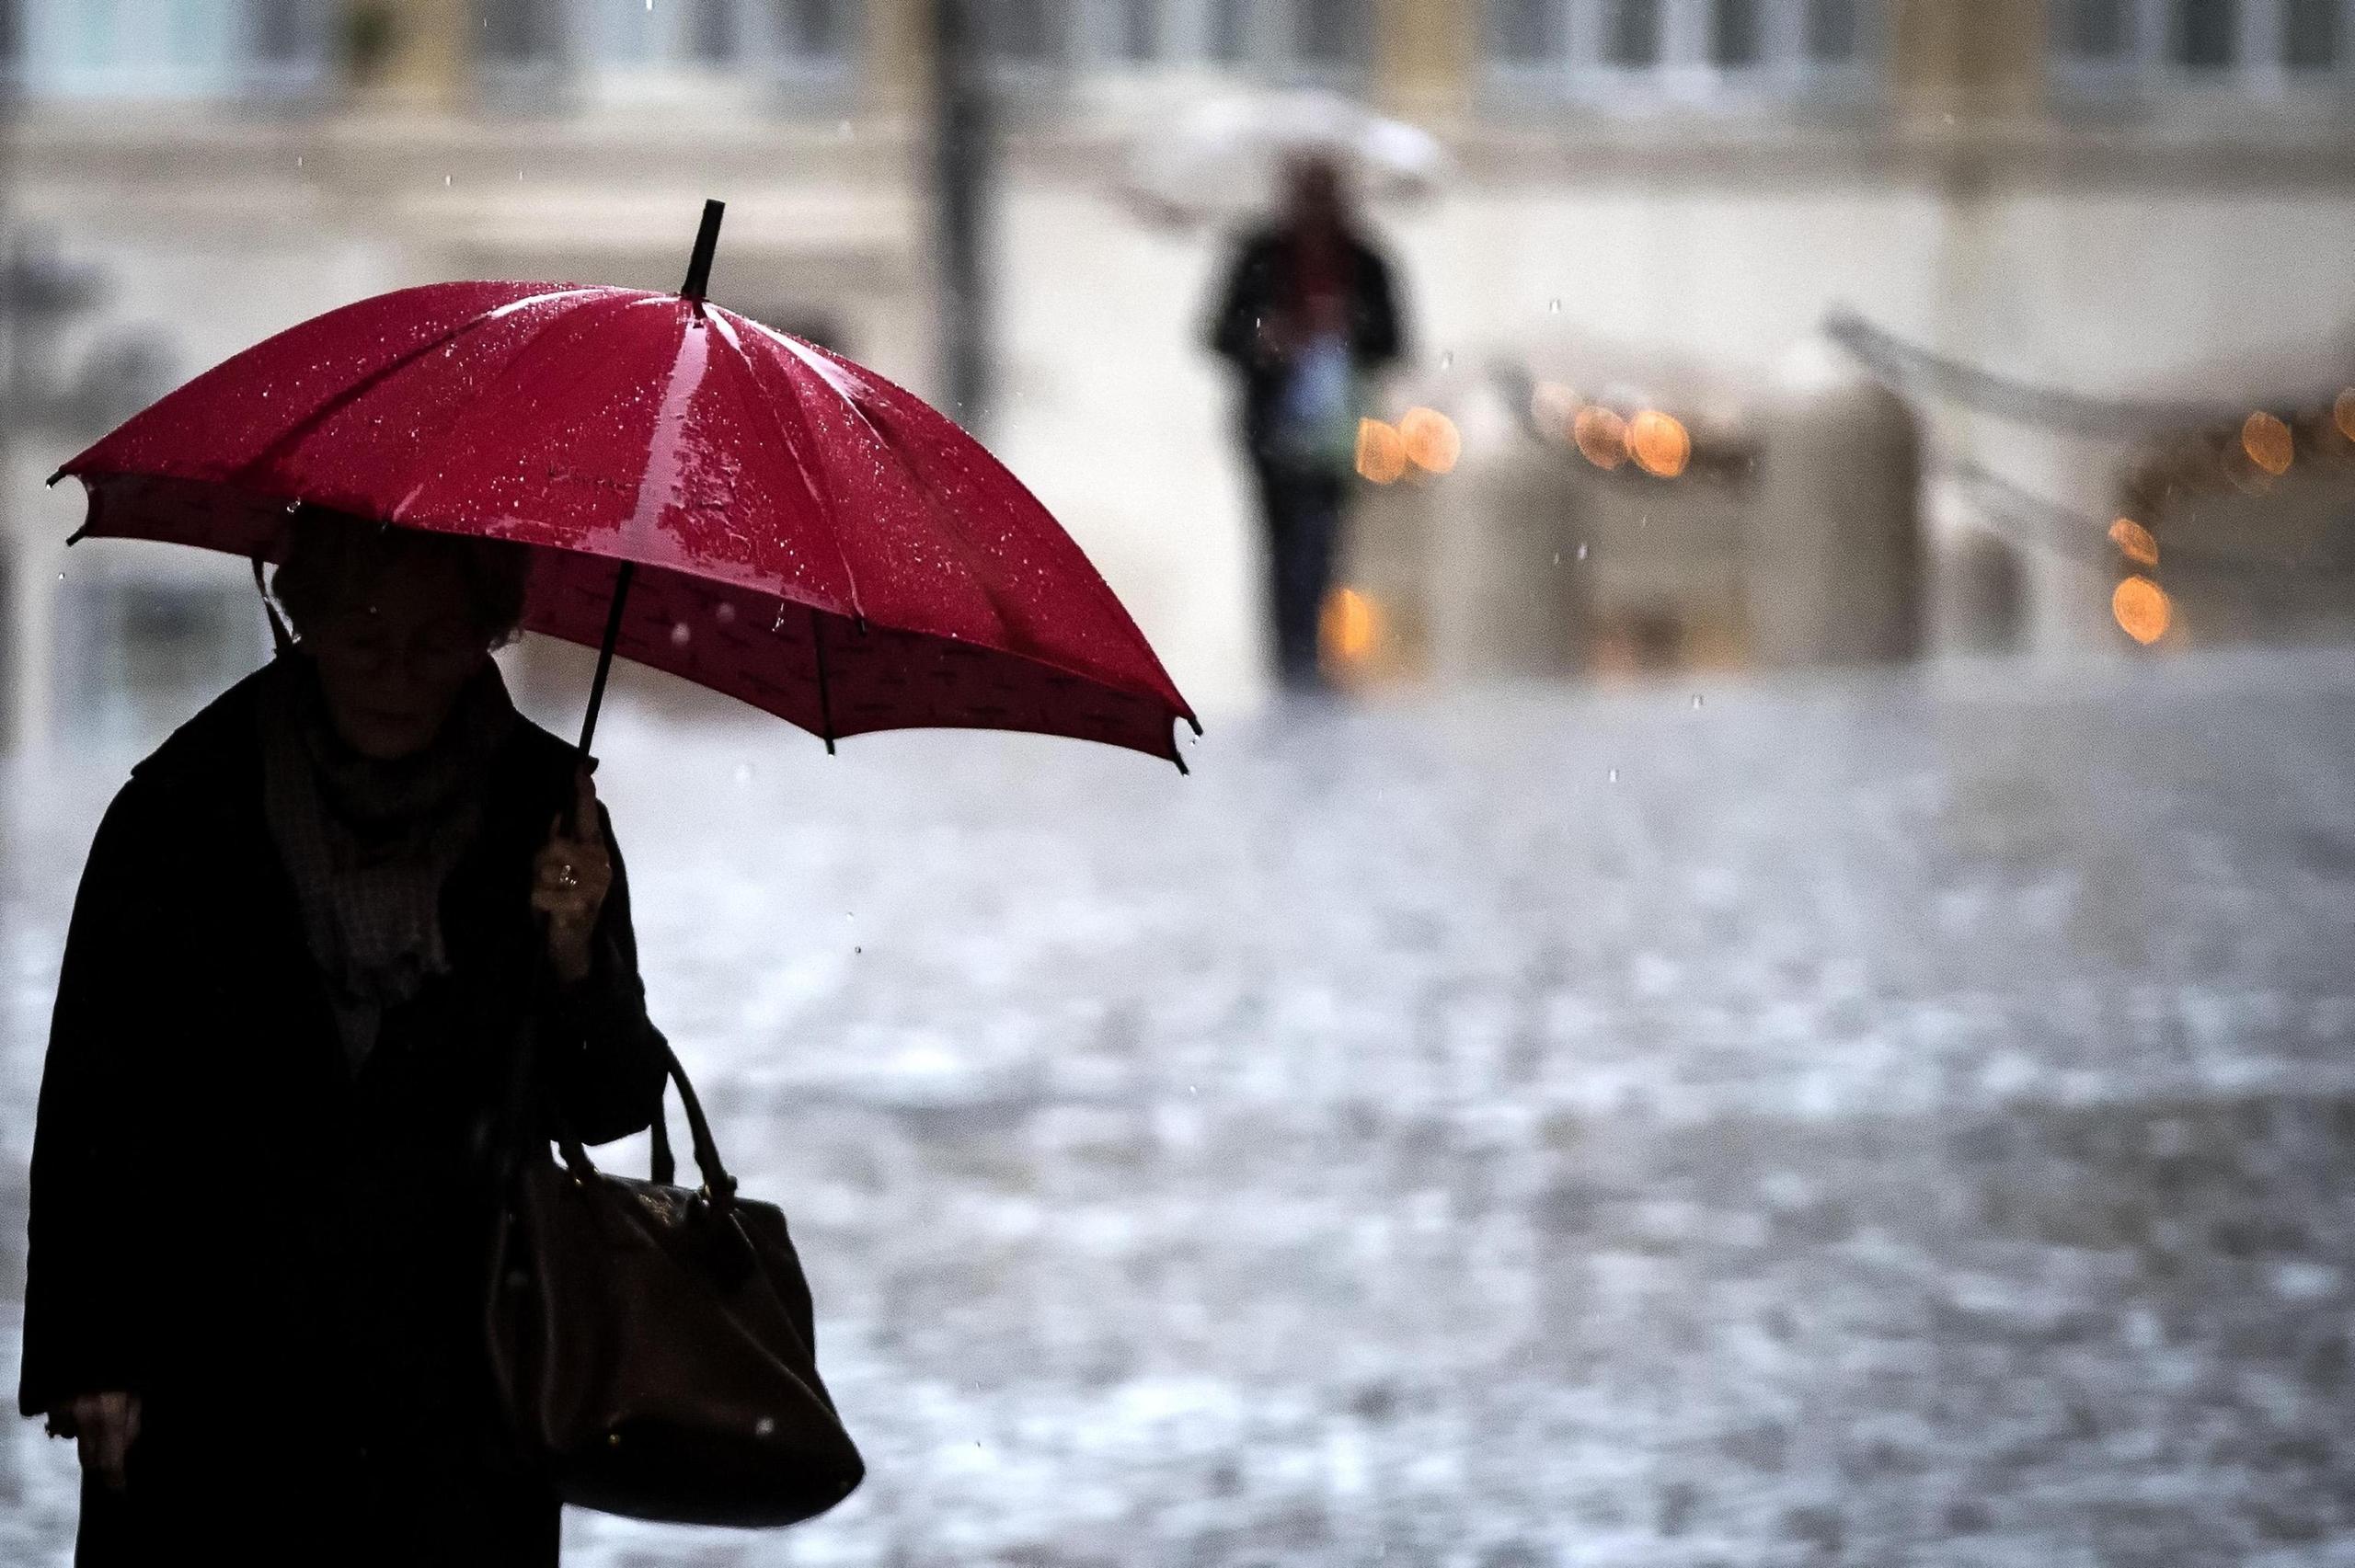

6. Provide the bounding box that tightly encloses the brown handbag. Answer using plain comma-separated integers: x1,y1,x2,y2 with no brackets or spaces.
485,1043,864,1527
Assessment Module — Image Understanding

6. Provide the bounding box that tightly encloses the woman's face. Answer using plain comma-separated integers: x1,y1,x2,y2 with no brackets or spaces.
304,551,492,761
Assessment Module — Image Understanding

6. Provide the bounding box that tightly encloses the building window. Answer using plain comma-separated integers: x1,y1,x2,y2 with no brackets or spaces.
2170,0,2238,66
248,0,304,62
21,0,339,97
1485,0,1881,101
1711,0,1763,65
775,0,850,57
1185,0,1371,75
1210,0,1248,61
1294,0,1368,67
2056,0,2134,58
1118,0,1157,60
1805,0,1861,63
482,0,565,65
984,0,1062,63
692,0,742,63
2053,0,2355,98
1604,0,1664,67
1490,0,1560,62
2283,0,2337,66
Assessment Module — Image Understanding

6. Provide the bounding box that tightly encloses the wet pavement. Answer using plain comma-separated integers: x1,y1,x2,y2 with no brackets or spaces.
3,648,2353,1566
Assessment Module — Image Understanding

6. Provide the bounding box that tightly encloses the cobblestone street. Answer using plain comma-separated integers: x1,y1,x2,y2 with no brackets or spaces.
4,649,2354,1565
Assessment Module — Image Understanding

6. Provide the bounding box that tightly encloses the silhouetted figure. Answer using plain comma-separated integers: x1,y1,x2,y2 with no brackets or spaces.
20,513,668,1565
1209,155,1405,690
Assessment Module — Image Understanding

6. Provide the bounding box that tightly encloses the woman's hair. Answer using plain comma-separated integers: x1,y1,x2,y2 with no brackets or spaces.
271,509,532,647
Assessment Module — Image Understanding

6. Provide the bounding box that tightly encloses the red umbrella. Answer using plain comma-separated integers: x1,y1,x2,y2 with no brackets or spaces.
54,201,1197,767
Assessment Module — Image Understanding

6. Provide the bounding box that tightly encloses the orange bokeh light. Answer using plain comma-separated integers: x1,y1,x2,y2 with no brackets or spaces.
2112,576,2171,645
1627,410,1691,477
1572,406,1627,470
2242,411,2294,476
1321,587,1382,667
1531,381,1580,440
1399,406,1462,474
1355,418,1407,485
2108,517,2159,567
2336,389,2355,444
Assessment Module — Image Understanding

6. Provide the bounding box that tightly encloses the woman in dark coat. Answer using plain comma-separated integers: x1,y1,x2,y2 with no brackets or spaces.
19,512,672,1565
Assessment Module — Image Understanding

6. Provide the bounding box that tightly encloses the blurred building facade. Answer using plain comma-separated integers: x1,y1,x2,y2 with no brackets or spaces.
4,0,2354,743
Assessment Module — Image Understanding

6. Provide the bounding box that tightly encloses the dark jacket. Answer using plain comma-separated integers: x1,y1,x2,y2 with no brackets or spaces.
20,661,670,1565
1206,223,1405,454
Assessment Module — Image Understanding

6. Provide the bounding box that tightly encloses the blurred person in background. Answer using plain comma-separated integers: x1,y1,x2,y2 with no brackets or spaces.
19,512,670,1565
1209,152,1406,692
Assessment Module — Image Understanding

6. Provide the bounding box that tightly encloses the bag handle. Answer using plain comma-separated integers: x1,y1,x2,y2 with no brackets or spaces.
550,1044,739,1211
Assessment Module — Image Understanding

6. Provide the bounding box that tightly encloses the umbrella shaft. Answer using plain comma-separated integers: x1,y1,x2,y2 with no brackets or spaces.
578,560,638,761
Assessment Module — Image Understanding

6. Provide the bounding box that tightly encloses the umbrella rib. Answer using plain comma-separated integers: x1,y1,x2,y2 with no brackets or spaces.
809,607,837,755
710,310,866,623
391,292,645,522
227,286,623,493
733,315,1027,645
732,314,1192,723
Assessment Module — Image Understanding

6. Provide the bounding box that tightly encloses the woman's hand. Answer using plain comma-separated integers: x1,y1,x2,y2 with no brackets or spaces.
52,1391,141,1492
534,768,613,985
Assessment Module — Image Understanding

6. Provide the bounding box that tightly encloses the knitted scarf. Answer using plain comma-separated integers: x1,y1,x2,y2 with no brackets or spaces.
256,653,517,1071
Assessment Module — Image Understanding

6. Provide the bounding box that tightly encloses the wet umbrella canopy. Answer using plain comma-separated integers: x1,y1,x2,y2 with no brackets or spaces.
53,202,1197,767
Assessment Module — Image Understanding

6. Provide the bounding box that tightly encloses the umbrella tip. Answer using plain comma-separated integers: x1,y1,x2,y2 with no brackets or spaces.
680,199,726,303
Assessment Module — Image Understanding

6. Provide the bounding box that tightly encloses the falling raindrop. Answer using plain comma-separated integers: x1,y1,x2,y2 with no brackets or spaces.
731,761,753,784
1548,299,1561,314
1552,552,1560,566
1692,694,1705,710
1576,543,1588,560
443,175,452,187
1607,767,1619,784
1440,349,1454,369
837,120,854,139
670,623,691,647
294,155,303,167
854,945,862,955
56,571,65,581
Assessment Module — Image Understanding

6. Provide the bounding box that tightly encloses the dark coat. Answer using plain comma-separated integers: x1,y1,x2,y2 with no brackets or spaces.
1205,223,1406,456
19,661,671,1566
